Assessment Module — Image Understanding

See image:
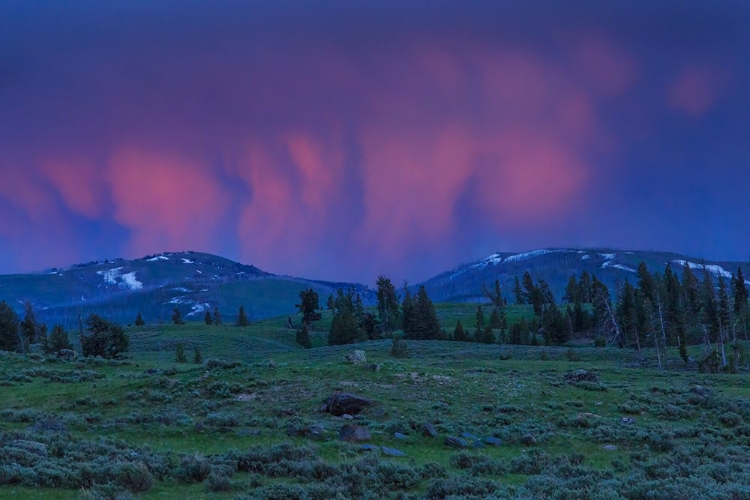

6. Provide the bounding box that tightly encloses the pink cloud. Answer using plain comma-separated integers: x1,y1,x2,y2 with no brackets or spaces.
40,157,107,218
667,64,726,117
106,147,231,256
573,34,638,96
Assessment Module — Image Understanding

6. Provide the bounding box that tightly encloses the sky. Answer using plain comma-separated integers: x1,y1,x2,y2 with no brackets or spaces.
1,1,749,284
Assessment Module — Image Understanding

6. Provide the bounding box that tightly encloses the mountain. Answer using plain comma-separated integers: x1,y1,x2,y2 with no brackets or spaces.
0,251,373,328
418,248,750,303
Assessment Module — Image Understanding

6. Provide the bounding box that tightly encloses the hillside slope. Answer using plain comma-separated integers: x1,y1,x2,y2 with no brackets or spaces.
0,251,373,328
419,248,749,303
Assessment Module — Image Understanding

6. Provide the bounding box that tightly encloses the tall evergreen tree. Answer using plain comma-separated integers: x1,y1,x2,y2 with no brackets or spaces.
296,288,321,327
453,320,468,342
204,310,213,325
522,272,536,305
20,302,38,347
171,307,185,325
513,277,525,305
563,275,579,303
134,312,145,326
175,343,187,363
0,302,22,353
328,289,361,345
406,286,441,340
212,306,222,326
401,286,414,335
236,306,250,327
80,314,129,359
296,323,312,349
579,271,593,303
326,294,335,311
47,325,73,354
733,268,749,340
376,276,400,336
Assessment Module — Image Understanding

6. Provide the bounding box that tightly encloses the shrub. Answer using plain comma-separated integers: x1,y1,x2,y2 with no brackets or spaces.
205,472,232,492
176,454,211,483
720,412,743,428
390,338,409,358
115,462,153,493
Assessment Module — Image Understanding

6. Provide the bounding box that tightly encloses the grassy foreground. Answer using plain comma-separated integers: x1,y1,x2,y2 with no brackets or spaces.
2,320,750,499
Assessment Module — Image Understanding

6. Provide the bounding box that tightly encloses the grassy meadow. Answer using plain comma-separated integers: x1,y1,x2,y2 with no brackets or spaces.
2,304,750,499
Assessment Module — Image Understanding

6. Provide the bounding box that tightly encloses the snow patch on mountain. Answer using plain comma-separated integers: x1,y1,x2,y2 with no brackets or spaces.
187,303,210,317
602,261,636,273
673,260,732,279
581,255,590,260
181,258,194,264
172,287,192,293
97,267,123,285
599,253,616,260
147,255,169,262
121,272,142,290
505,249,559,263
167,297,192,305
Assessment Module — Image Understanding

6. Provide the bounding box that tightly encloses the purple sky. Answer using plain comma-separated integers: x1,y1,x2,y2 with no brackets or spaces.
1,1,749,284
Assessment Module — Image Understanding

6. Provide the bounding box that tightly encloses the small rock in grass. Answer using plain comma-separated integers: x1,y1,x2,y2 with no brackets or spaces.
394,432,410,441
381,446,407,457
484,437,502,446
621,417,636,426
321,393,374,416
471,440,486,449
602,444,618,451
521,433,537,446
346,350,367,365
445,435,469,448
339,424,372,442
422,423,439,438
359,444,380,453
461,432,479,440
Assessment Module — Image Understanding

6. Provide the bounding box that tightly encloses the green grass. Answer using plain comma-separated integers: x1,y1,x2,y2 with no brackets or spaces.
2,319,750,499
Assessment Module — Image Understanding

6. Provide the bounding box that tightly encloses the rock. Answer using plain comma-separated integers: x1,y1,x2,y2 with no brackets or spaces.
471,440,486,449
394,432,410,441
521,433,537,446
346,350,367,365
367,363,381,372
359,444,380,453
381,446,407,457
339,424,372,442
9,440,47,457
287,424,327,441
422,423,439,438
321,393,374,416
564,370,598,384
621,417,636,426
342,414,354,420
602,444,618,451
484,437,502,446
445,435,469,448
57,349,77,361
461,432,479,440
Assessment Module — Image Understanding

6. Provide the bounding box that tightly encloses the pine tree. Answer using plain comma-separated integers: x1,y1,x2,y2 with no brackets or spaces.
409,286,442,340
212,307,222,326
513,277,525,305
453,320,468,342
47,325,73,354
376,276,400,336
134,312,145,326
80,314,129,359
733,268,749,340
326,294,335,311
328,289,361,345
522,272,536,305
563,275,580,303
296,323,312,349
401,286,414,335
579,271,593,303
175,343,187,363
204,310,213,325
20,302,37,347
192,346,203,364
236,306,250,327
171,308,185,325
296,289,321,327
474,304,484,342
